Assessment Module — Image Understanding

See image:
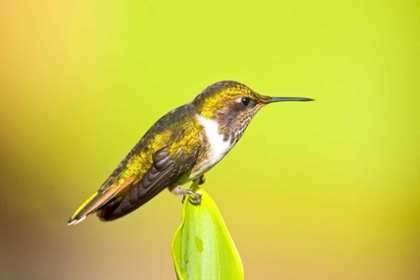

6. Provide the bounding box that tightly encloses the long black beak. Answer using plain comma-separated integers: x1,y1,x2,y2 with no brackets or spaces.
270,97,314,103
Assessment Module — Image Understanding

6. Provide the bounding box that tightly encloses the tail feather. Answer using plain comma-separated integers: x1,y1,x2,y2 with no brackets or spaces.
67,176,136,226
68,192,104,226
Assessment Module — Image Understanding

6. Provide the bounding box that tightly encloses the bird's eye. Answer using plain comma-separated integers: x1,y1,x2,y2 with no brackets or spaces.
241,97,250,106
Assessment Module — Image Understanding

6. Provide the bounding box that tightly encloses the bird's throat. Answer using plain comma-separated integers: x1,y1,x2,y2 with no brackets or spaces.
189,115,235,178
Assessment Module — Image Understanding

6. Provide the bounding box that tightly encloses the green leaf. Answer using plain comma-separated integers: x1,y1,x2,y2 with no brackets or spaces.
171,183,244,280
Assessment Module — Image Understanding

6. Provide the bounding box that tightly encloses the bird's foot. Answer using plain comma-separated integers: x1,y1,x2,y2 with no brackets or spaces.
172,186,202,205
182,191,202,205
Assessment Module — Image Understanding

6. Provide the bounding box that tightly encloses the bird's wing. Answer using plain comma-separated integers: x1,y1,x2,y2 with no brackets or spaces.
68,146,200,225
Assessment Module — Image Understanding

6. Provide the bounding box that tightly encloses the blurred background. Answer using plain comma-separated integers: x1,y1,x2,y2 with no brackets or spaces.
1,1,419,279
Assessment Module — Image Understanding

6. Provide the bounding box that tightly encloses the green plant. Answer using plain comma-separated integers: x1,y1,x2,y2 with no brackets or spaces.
172,182,244,280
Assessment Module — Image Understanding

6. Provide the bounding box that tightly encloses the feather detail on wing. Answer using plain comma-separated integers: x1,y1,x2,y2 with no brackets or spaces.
68,145,200,225
97,146,200,221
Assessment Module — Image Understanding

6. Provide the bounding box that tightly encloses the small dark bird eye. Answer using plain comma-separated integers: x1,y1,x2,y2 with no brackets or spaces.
241,97,250,106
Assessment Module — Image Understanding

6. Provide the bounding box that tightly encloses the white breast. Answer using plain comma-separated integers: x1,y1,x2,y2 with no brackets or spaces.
190,115,234,178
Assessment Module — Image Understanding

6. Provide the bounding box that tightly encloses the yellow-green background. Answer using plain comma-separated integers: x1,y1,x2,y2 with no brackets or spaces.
1,1,419,279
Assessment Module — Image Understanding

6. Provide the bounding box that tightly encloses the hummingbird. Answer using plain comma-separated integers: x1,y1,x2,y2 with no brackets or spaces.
68,81,313,225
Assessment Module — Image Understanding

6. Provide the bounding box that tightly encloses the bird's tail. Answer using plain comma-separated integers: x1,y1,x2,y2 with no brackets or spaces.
68,176,136,226
68,192,103,226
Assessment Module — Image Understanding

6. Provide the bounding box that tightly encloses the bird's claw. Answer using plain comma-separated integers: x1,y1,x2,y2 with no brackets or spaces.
189,192,202,205
181,191,202,205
